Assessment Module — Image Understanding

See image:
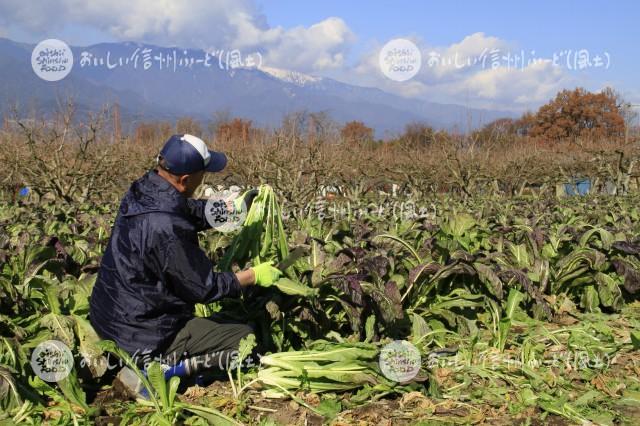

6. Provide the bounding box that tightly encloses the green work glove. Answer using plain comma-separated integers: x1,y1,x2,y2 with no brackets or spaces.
251,261,282,286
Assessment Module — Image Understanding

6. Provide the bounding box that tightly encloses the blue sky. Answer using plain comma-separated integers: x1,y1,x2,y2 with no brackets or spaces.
258,0,637,51
1,0,638,109
257,0,638,96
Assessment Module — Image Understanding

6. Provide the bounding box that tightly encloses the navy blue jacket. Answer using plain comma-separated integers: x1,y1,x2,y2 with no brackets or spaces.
89,169,241,357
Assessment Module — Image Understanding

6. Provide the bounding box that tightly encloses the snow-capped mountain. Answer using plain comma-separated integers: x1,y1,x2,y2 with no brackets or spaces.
258,66,322,87
0,38,515,137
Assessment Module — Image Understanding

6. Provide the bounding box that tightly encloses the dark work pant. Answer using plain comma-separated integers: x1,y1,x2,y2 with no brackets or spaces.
160,317,254,372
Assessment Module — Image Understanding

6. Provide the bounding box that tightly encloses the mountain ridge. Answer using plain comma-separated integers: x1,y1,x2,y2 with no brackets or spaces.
0,37,516,137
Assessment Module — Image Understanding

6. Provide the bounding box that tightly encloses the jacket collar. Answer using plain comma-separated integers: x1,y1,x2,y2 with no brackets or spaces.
148,168,177,192
120,169,189,217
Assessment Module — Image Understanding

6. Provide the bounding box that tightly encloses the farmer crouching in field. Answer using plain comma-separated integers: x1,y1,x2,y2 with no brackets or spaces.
89,134,281,396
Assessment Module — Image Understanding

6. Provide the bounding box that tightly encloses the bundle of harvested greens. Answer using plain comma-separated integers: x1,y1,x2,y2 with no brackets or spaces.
219,185,288,271
219,185,316,297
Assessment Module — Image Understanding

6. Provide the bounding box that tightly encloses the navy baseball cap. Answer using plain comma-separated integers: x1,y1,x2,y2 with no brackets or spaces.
157,134,227,175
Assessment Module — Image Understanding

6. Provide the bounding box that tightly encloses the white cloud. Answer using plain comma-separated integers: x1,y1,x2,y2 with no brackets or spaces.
425,32,510,81
622,89,640,105
249,17,355,71
0,2,582,110
336,32,575,111
448,60,572,108
0,0,354,72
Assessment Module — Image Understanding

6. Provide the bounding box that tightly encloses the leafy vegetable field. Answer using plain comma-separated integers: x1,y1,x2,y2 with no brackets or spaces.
2,189,640,425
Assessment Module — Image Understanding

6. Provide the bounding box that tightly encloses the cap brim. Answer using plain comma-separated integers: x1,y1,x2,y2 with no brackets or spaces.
204,151,227,172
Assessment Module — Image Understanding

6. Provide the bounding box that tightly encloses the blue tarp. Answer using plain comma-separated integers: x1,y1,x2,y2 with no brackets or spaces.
564,179,591,196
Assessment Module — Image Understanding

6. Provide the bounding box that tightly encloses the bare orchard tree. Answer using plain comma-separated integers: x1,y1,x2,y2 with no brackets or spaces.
8,100,125,203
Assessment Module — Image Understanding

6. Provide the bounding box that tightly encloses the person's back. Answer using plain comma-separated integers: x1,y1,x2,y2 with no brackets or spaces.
88,134,282,380
90,168,243,359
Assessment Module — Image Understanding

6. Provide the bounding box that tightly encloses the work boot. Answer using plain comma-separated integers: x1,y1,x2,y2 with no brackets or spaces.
114,366,150,400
